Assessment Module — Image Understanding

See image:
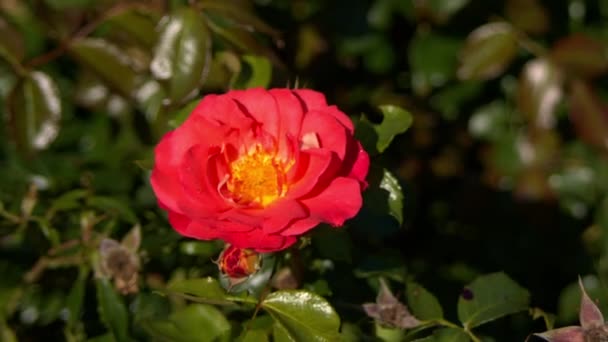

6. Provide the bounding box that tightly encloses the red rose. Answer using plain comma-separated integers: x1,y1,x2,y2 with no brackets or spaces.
151,88,369,252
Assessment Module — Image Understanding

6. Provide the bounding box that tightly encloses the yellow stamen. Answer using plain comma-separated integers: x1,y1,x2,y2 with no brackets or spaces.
227,146,289,206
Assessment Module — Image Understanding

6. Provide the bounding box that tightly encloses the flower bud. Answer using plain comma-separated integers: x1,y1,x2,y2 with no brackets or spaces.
218,245,261,284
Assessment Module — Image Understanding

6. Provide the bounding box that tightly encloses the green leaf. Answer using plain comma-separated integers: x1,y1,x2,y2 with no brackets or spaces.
206,20,283,67
272,322,297,342
199,0,280,38
380,169,404,225
8,71,62,156
356,105,412,154
144,304,231,342
426,0,470,22
408,31,461,96
96,277,130,342
69,38,139,97
151,8,211,104
238,315,273,341
105,8,159,48
65,267,89,328
412,327,470,342
87,196,138,224
240,329,270,342
232,55,272,89
167,277,228,302
458,22,518,80
376,105,413,152
406,281,444,320
46,189,88,219
261,290,340,342
457,272,530,329
0,318,17,342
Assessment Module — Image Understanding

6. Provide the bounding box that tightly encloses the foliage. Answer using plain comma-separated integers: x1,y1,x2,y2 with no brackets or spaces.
2,0,608,340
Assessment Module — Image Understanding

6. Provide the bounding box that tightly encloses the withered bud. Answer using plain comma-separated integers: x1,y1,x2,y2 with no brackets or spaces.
99,230,140,295
362,278,421,329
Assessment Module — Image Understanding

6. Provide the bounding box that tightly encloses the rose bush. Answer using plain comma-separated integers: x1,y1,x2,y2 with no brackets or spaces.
151,88,369,251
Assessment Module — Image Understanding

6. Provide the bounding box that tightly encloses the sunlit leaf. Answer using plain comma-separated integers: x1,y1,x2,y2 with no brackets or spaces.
458,22,518,80
380,169,404,225
406,281,444,320
376,105,413,152
144,304,231,342
7,71,61,156
552,34,608,78
69,38,139,97
457,272,530,329
261,290,340,341
96,277,129,341
167,277,228,302
151,8,211,104
517,58,563,131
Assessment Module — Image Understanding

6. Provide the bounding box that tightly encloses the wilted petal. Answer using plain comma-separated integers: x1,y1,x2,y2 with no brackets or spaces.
579,277,604,328
533,326,584,342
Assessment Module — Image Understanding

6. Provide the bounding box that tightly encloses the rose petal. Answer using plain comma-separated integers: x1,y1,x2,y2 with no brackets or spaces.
287,149,335,198
261,200,308,234
192,93,255,130
167,210,192,236
341,140,370,186
151,166,183,214
300,177,362,226
533,326,585,342
300,110,348,159
177,145,229,217
222,229,297,252
292,89,354,132
271,89,306,138
228,88,279,136
281,217,320,236
579,277,605,328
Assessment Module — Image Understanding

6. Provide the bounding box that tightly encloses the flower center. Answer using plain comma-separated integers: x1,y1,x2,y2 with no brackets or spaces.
227,146,287,206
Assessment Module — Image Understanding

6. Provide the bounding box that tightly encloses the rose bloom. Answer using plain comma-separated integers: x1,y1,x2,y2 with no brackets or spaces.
151,88,369,252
